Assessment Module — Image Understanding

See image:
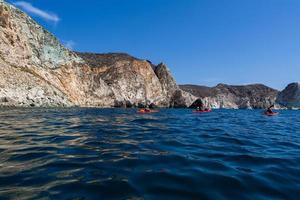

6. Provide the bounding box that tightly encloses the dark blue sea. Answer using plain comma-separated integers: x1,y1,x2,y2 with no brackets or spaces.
0,108,300,200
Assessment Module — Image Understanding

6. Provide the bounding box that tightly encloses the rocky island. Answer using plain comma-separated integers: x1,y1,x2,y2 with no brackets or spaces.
0,0,299,109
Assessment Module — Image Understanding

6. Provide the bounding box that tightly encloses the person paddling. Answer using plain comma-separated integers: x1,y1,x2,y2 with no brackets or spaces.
138,101,156,113
196,104,206,111
266,105,274,114
264,104,279,116
144,108,151,112
138,107,151,113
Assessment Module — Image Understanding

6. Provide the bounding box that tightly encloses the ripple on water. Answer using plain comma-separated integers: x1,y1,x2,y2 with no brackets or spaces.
0,108,300,199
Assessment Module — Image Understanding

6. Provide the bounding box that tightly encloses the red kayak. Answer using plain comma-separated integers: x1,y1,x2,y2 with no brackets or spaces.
193,109,212,113
137,109,159,114
264,112,279,116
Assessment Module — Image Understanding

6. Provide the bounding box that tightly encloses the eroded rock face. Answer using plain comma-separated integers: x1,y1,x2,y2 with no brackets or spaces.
0,0,193,108
77,53,166,107
0,57,71,107
168,90,196,108
180,84,278,109
276,83,300,109
0,1,109,107
154,63,178,101
153,63,197,107
0,3,82,68
78,53,196,108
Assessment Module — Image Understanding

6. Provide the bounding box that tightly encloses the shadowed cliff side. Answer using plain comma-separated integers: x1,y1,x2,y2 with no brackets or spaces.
276,83,300,109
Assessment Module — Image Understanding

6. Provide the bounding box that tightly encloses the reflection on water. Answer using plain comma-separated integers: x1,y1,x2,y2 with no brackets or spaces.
0,108,300,199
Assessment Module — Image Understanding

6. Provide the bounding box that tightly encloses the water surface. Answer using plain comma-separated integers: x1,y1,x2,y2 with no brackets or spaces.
0,108,300,199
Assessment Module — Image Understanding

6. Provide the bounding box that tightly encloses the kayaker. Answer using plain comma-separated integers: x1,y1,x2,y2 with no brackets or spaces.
196,106,210,112
196,106,204,111
266,105,274,114
138,104,151,113
138,108,150,112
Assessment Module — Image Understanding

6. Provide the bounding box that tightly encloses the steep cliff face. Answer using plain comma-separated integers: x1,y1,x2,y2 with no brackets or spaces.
276,83,300,109
77,53,195,107
154,63,178,100
0,1,101,107
153,63,196,107
0,2,78,106
180,84,278,109
0,1,196,108
77,53,167,107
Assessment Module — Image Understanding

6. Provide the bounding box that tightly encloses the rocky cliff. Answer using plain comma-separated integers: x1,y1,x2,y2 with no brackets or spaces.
0,1,83,107
76,53,196,108
0,1,193,108
276,83,300,109
153,63,196,107
3,1,294,110
180,84,278,109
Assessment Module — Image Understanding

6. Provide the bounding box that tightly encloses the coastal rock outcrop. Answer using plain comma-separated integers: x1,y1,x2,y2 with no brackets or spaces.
0,1,80,107
0,1,193,107
276,83,300,109
180,84,278,109
153,63,196,107
77,53,196,108
76,53,167,107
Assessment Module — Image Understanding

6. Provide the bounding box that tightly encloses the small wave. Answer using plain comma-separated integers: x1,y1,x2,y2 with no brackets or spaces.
0,108,299,199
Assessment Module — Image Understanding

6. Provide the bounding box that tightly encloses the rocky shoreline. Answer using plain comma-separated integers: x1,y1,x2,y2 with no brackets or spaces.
0,1,299,109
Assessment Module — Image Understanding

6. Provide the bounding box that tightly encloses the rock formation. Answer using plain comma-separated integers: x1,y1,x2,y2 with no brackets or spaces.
153,63,196,107
276,83,300,109
180,84,278,109
0,1,80,107
77,53,196,108
2,1,295,110
0,1,193,108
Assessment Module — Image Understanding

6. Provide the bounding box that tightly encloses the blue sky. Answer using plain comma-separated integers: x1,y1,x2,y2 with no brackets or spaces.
8,0,300,89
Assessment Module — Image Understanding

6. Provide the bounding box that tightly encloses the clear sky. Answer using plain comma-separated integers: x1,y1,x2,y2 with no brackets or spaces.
8,0,300,90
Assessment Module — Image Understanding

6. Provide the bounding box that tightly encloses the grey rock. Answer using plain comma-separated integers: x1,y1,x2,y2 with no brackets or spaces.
154,63,196,108
154,63,178,100
180,84,278,109
276,83,300,109
169,90,197,108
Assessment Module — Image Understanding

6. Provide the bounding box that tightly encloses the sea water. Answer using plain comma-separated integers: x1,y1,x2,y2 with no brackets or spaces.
0,108,299,199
